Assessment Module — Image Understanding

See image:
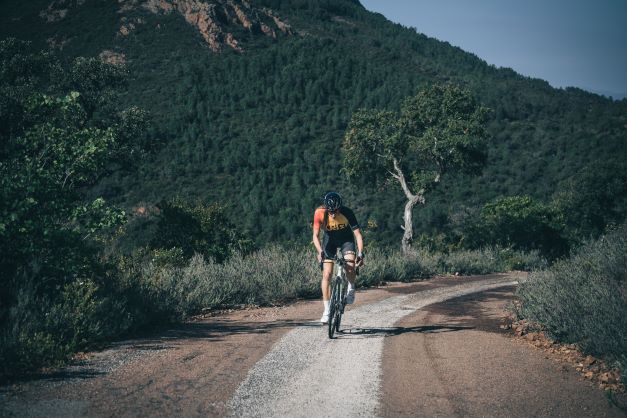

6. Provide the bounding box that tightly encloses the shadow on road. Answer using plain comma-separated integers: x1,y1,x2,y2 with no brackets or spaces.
337,324,473,338
156,318,320,341
2,369,107,386
2,320,321,386
334,285,518,340
422,286,517,334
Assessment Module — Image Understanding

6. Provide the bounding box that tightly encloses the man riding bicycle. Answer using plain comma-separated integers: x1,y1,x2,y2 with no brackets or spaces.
312,191,364,324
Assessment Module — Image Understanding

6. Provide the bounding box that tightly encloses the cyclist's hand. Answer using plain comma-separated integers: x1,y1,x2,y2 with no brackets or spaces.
356,252,364,267
317,252,325,271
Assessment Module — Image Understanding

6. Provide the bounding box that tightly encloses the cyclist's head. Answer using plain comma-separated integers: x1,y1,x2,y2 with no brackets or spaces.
323,191,342,213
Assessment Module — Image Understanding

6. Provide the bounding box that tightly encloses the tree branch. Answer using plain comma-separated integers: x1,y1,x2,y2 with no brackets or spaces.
393,158,415,200
386,168,400,180
62,169,73,189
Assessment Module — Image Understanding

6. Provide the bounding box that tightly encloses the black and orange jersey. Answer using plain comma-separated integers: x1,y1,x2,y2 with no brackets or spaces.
313,206,360,241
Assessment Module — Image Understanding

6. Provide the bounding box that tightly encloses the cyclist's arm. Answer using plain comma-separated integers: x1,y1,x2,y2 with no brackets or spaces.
353,228,364,255
312,210,324,259
312,225,323,255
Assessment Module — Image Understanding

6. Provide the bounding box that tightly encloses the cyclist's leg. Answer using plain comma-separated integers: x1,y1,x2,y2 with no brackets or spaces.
340,241,357,285
321,260,334,300
320,237,337,321
341,241,357,305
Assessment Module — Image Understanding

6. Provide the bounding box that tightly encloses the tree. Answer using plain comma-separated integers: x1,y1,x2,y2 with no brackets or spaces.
552,162,627,242
0,39,147,371
342,84,488,253
0,39,145,298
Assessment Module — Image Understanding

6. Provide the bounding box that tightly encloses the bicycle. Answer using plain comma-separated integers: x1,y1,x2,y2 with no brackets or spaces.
327,254,350,339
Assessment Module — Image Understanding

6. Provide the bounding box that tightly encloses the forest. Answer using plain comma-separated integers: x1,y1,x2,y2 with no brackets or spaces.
2,0,625,249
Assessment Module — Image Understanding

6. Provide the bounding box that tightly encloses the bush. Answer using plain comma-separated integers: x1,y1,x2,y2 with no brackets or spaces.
466,195,569,259
516,224,627,374
151,198,254,263
110,246,317,322
114,244,545,325
1,238,540,380
397,246,546,276
359,248,429,283
0,275,129,378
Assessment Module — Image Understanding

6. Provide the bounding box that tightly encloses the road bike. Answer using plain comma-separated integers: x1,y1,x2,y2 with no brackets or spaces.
328,254,349,339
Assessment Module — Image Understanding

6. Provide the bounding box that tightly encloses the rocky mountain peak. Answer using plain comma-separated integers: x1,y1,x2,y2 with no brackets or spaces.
119,0,294,52
39,0,294,53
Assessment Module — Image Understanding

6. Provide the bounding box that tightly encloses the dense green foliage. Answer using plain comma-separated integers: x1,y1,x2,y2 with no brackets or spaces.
150,198,253,262
0,40,257,378
465,195,568,259
0,38,147,376
343,84,488,189
2,0,625,252
516,224,627,375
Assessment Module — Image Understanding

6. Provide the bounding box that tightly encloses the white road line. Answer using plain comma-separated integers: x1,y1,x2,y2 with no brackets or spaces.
229,278,518,417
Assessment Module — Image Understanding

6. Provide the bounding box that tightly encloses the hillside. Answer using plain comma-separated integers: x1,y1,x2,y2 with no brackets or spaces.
2,0,626,247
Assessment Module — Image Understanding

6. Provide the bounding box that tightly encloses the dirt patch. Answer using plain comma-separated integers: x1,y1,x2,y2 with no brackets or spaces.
381,287,626,417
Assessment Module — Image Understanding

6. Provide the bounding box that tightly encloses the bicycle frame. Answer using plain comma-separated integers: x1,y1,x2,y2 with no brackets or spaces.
328,254,349,339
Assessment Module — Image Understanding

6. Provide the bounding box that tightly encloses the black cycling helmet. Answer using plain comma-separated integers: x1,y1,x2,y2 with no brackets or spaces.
323,191,342,212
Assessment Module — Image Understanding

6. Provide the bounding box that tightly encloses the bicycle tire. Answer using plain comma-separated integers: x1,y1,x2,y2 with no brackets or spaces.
335,286,344,332
328,278,342,339
328,282,337,339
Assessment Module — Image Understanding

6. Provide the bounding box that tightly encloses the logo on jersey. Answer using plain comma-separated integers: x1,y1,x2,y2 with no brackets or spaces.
326,213,349,231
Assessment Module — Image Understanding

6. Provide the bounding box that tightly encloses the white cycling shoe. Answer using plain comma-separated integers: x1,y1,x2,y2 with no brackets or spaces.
320,312,330,324
346,288,355,304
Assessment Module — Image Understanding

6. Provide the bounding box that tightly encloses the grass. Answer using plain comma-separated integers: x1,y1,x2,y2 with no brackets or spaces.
121,244,545,317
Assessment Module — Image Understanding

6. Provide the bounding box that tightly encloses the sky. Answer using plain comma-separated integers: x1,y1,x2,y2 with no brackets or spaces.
359,0,627,99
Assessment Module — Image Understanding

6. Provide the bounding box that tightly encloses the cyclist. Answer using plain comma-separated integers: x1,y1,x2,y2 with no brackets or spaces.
312,191,364,324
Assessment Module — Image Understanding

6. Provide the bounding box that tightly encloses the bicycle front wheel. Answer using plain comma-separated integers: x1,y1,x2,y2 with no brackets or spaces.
328,293,336,339
335,289,344,332
328,280,341,339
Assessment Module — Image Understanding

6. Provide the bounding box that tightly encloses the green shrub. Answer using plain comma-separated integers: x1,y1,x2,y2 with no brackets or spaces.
467,195,569,259
151,198,253,263
516,224,627,374
401,246,546,276
358,248,429,283
114,245,434,321
112,245,322,320
552,163,627,242
0,275,129,378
